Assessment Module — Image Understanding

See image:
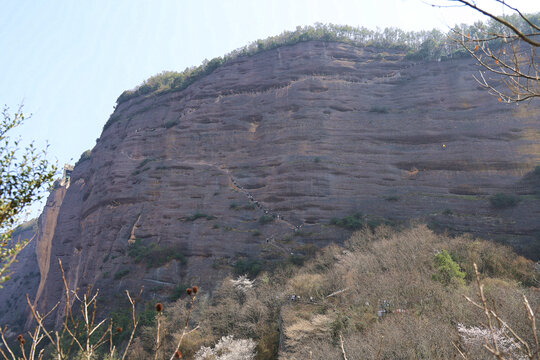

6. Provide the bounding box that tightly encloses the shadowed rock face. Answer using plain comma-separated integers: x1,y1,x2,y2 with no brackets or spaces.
0,225,38,333
6,41,539,325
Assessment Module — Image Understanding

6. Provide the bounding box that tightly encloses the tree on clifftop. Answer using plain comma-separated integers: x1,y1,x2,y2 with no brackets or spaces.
0,105,56,287
437,0,539,102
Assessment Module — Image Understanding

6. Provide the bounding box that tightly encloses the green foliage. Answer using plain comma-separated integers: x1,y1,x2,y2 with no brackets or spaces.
110,302,156,344
385,195,399,202
286,254,306,266
127,238,186,268
183,211,216,221
168,283,189,301
489,193,520,208
432,250,465,286
451,239,538,286
116,71,181,104
136,158,154,169
131,158,155,176
313,157,321,163
229,202,239,210
102,114,121,131
329,212,364,230
252,230,262,236
258,214,276,224
75,149,91,167
233,259,263,277
114,268,130,280
116,22,514,106
369,105,389,113
330,313,350,342
0,106,57,286
164,119,179,129
113,16,540,111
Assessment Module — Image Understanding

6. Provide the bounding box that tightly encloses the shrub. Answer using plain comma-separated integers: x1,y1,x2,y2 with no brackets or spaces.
489,193,520,208
114,268,130,280
385,195,399,202
194,335,257,360
524,166,540,196
75,149,91,167
164,119,179,129
329,212,364,230
229,202,240,210
233,259,263,277
369,105,389,113
127,239,186,268
442,208,453,215
252,230,261,236
432,250,465,286
114,23,481,106
258,214,276,224
286,254,305,266
169,283,189,301
136,158,153,169
287,273,324,298
102,114,121,131
451,239,537,286
184,212,216,221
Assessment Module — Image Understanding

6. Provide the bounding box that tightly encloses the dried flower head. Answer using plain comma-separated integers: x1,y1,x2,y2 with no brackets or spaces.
155,303,163,312
17,334,25,345
192,285,198,294
116,327,123,333
186,288,192,295
175,350,182,358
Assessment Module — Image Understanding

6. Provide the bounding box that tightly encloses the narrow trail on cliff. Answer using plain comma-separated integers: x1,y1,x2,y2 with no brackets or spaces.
168,160,297,226
166,159,302,254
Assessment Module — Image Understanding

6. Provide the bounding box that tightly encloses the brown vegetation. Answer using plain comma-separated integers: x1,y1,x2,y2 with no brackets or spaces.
1,225,538,359
278,225,538,359
123,224,538,359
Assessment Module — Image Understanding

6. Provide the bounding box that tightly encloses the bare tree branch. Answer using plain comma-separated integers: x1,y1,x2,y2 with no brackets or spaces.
431,1,539,102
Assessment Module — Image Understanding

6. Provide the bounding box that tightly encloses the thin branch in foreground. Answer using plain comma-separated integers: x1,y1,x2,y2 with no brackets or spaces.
461,262,539,359
339,332,349,360
168,287,200,360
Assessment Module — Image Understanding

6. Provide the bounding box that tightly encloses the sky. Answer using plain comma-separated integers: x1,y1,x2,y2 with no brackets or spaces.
0,0,538,217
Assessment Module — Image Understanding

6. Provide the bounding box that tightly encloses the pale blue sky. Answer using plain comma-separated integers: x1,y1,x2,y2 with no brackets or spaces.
0,0,538,216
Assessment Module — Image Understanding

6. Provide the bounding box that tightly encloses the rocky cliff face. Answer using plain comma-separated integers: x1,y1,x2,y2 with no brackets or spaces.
0,223,38,333
3,41,539,326
0,180,68,333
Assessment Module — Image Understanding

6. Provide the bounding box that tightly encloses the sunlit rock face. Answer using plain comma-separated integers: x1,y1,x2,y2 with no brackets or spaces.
7,41,539,327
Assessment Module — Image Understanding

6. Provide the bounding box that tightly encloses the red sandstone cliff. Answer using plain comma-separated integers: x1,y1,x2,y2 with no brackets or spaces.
2,41,539,327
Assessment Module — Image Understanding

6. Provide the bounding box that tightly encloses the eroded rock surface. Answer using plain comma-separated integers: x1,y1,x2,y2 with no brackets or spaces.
4,41,539,326
0,222,38,333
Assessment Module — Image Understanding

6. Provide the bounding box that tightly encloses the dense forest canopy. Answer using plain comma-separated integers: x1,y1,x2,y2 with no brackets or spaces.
114,15,539,108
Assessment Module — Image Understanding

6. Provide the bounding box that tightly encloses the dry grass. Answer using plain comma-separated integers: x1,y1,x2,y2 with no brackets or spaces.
7,225,536,360
278,225,539,359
